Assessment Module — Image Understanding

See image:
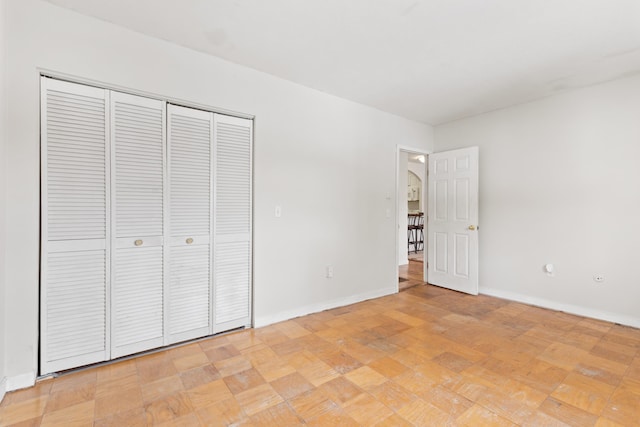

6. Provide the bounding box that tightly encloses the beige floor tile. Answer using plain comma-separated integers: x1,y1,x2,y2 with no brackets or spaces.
44,381,95,413
456,404,517,427
0,395,48,426
318,377,363,406
40,400,94,427
140,375,184,403
288,389,339,422
172,351,209,372
195,397,248,426
344,366,387,390
93,407,147,427
233,383,283,416
143,390,193,424
368,380,416,411
396,398,453,426
94,384,143,419
551,372,616,415
343,393,393,426
269,372,314,401
539,397,599,426
250,401,302,426
186,378,233,410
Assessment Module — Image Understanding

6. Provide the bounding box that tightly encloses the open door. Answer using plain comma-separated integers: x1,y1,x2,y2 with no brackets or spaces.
427,147,479,294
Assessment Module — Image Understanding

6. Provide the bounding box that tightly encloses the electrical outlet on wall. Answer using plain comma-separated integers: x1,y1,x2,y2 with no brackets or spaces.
326,265,334,278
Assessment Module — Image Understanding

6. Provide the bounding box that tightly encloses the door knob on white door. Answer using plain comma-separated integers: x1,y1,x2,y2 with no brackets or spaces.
468,225,477,231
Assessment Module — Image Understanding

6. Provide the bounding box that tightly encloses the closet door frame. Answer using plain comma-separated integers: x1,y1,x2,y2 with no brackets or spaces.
40,77,112,374
40,74,254,374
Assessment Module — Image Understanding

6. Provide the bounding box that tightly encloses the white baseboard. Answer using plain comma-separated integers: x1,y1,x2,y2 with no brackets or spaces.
255,286,397,328
6,371,36,392
481,287,640,329
0,376,6,403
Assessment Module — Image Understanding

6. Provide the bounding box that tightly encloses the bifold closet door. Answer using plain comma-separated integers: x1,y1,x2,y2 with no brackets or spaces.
41,78,253,373
111,92,166,358
40,78,110,374
213,114,253,332
167,105,213,343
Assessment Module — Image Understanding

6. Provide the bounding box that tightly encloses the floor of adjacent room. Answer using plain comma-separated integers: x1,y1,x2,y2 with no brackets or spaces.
1,279,639,426
399,253,425,292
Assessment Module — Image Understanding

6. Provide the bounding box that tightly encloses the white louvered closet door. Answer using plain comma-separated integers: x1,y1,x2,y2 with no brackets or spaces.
167,105,213,343
40,78,110,374
213,114,253,333
111,92,166,358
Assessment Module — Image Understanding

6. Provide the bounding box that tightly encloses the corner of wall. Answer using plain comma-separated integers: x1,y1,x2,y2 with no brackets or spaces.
0,0,8,404
6,372,37,393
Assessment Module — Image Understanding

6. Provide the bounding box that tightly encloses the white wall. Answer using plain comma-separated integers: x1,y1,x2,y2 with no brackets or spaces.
408,161,425,186
435,74,640,328
408,161,425,211
3,0,433,386
0,0,8,402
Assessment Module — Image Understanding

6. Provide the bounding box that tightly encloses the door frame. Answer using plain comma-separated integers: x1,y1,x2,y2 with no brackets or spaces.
395,145,430,291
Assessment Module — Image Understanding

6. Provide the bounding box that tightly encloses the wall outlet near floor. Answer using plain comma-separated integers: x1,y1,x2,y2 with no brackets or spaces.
326,265,334,279
593,274,604,283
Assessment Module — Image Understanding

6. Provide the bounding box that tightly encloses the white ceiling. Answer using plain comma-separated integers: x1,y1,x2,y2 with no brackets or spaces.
46,0,640,125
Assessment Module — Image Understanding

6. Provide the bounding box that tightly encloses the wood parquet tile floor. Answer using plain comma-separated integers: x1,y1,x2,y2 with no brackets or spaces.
399,259,425,291
2,284,640,426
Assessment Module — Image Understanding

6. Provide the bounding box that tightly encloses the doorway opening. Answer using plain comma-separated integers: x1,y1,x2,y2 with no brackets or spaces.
396,147,428,291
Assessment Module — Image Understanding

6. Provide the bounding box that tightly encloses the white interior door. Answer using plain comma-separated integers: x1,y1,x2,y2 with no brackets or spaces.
111,91,166,358
213,114,253,333
167,104,213,343
427,147,479,295
40,78,110,374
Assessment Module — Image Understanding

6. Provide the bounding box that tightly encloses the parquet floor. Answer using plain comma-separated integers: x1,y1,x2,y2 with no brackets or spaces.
1,284,640,426
399,259,425,291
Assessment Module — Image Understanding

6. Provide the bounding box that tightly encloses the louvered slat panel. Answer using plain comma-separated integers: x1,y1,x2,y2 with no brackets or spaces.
41,78,109,374
46,87,106,240
169,108,211,237
167,105,212,343
46,250,106,361
113,95,164,238
169,245,210,336
213,115,252,332
214,241,250,324
215,123,251,235
112,246,164,355
111,92,165,358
